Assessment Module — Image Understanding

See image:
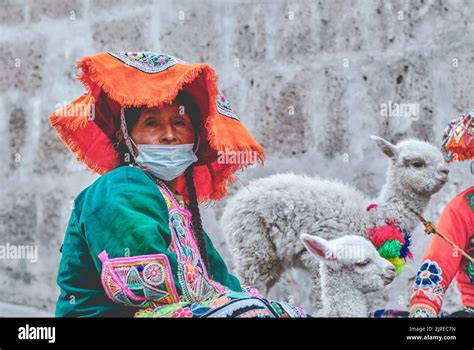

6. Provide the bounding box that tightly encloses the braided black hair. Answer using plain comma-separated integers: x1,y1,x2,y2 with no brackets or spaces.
113,91,211,274
113,106,141,165
184,165,211,275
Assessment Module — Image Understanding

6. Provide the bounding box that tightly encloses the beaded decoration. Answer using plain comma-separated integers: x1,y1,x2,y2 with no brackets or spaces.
112,52,241,123
155,180,226,303
108,52,185,74
217,93,239,121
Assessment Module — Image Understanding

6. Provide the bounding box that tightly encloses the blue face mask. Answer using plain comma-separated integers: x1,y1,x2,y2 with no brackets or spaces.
130,139,198,181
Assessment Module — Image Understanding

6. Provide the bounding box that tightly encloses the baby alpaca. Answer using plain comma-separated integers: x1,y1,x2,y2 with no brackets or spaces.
300,233,396,317
222,136,449,311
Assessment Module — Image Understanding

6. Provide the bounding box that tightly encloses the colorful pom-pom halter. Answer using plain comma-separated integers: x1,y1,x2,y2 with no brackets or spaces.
367,220,413,275
366,204,413,275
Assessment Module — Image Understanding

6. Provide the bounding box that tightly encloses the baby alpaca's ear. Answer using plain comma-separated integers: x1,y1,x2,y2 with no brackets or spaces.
300,234,335,261
370,135,398,159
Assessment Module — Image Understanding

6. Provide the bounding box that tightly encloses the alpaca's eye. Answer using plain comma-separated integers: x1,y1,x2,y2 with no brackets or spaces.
355,260,370,267
411,160,425,168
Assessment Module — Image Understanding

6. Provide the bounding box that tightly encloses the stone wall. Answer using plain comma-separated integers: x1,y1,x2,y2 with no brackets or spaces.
1,0,473,315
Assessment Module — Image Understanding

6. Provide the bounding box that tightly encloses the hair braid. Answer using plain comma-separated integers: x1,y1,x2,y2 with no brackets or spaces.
184,165,211,276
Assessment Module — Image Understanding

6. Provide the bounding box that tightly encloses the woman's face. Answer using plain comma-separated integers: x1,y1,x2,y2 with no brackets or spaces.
129,102,195,155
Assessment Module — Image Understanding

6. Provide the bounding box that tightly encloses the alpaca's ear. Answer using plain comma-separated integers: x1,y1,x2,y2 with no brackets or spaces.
300,234,335,261
370,135,398,159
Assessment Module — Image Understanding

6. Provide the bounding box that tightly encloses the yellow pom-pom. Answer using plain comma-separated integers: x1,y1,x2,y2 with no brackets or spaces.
386,257,406,275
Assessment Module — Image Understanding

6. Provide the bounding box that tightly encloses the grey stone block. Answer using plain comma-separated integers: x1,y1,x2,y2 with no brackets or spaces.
231,2,269,65
271,1,320,58
157,2,225,64
1,0,26,26
360,54,434,143
28,0,83,23
0,191,37,244
404,0,473,47
92,17,148,52
92,0,152,9
434,55,474,117
314,1,404,53
244,66,314,157
33,116,73,175
0,39,44,93
310,65,350,159
8,106,27,171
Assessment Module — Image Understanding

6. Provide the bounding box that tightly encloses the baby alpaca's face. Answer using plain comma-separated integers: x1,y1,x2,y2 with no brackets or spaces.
300,234,396,293
371,135,449,196
394,140,449,196
347,242,396,292
331,238,396,293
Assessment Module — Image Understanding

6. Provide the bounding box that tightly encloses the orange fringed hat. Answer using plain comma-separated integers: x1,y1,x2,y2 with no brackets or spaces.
441,110,474,163
48,51,265,202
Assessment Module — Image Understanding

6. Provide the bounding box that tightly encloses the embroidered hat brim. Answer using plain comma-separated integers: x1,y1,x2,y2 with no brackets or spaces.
48,52,265,202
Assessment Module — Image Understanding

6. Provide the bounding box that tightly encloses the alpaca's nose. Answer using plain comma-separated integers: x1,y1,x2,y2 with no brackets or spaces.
439,167,449,177
382,265,396,285
437,166,449,182
386,264,396,275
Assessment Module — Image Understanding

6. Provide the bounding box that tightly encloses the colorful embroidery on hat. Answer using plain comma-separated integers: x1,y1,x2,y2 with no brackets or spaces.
217,93,240,121
441,110,474,162
108,52,185,74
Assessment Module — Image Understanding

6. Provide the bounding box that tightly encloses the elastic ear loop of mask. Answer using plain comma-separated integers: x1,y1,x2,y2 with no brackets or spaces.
120,107,137,161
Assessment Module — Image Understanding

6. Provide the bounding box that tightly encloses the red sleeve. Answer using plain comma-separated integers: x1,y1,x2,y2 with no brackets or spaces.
409,201,469,317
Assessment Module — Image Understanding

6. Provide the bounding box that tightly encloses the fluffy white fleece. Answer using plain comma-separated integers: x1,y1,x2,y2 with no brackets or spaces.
222,136,449,314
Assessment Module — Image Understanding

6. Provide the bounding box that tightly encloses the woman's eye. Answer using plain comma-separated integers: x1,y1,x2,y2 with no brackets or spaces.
145,121,157,127
175,119,185,126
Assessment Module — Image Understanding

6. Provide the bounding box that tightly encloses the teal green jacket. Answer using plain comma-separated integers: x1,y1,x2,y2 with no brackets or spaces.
55,165,242,317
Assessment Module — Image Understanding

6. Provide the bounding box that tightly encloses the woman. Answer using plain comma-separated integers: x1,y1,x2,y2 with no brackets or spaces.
409,111,474,318
50,51,308,318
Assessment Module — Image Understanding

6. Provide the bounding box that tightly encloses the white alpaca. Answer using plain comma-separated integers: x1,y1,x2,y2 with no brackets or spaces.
222,136,449,312
300,233,396,317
